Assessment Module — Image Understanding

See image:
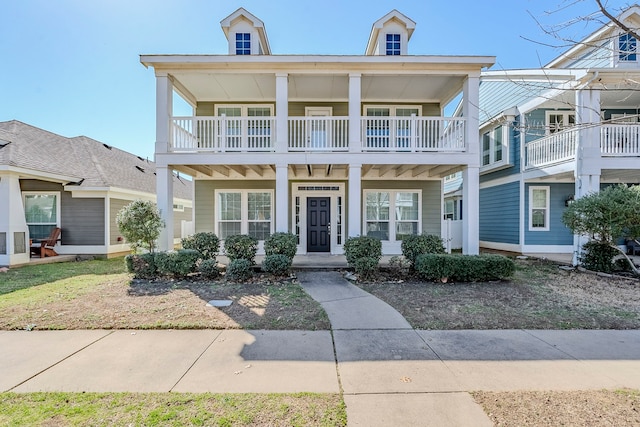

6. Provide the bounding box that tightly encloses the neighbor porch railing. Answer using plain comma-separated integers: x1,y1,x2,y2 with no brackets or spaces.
525,128,578,169
361,117,466,152
600,124,640,156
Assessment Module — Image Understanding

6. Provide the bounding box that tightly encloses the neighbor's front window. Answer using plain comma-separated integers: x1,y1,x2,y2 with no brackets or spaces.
24,193,59,240
529,186,549,231
481,125,505,167
217,190,272,240
546,111,575,134
619,33,637,62
365,190,420,241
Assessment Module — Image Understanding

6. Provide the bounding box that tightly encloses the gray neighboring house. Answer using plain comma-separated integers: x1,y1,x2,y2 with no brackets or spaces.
0,120,192,267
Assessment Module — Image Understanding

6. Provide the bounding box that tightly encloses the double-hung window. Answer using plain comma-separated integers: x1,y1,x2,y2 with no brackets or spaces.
365,190,421,241
480,125,509,170
619,33,637,62
235,33,251,55
546,111,575,135
529,186,549,231
23,192,60,240
386,34,401,55
217,190,273,240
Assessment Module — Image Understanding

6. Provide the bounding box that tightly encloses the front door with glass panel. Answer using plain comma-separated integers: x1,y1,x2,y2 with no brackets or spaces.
307,197,330,252
305,107,332,148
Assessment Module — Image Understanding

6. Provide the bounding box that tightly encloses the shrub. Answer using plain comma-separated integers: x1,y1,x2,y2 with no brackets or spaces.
264,232,298,260
181,232,219,260
154,249,199,278
116,199,164,254
580,241,618,273
353,257,380,281
198,259,220,279
226,258,253,282
343,236,382,266
124,253,157,279
224,234,258,263
388,255,410,279
415,254,515,282
262,254,292,276
401,234,445,268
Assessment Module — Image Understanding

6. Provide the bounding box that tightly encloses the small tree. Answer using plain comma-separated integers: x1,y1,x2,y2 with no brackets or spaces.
116,199,164,254
562,184,640,274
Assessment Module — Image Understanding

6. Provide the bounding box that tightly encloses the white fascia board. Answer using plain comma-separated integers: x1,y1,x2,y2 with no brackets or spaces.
482,69,579,80
141,54,496,69
0,165,79,183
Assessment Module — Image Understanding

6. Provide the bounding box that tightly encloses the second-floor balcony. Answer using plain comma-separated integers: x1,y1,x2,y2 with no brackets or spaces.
524,124,640,169
170,116,466,154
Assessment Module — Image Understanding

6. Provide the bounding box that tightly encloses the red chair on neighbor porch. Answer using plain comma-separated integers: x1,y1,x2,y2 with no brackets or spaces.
30,227,61,258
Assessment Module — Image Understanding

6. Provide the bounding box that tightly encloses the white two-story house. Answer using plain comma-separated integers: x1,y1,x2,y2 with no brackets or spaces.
141,8,494,256
478,5,640,263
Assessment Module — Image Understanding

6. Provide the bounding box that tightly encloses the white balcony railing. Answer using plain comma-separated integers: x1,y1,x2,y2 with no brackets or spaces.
601,124,640,156
171,116,275,152
525,128,578,169
170,116,466,153
288,117,349,151
361,117,466,152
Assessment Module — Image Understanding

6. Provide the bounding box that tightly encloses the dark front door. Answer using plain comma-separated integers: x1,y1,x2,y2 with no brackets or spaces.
307,197,330,252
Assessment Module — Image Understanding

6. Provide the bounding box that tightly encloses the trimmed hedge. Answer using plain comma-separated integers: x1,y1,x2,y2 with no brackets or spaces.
264,232,297,260
154,249,200,278
580,241,618,273
262,254,292,276
343,236,382,280
401,234,445,268
198,259,220,279
224,234,258,263
415,254,515,282
226,258,253,282
181,232,219,260
125,253,157,279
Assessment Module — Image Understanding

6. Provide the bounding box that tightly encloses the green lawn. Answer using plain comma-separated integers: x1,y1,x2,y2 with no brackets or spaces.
0,392,347,426
0,257,126,295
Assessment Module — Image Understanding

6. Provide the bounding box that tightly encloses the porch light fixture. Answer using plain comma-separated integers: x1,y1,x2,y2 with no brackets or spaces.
565,195,575,207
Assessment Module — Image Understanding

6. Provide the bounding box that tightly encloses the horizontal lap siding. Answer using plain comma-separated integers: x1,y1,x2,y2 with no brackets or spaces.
480,117,521,183
361,180,441,235
479,181,519,244
195,180,276,233
110,199,130,245
524,183,574,245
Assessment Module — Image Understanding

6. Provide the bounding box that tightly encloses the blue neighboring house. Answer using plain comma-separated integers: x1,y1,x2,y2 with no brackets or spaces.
478,5,640,263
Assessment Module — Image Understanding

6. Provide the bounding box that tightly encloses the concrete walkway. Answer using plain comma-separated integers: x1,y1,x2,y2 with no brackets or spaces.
1,271,640,426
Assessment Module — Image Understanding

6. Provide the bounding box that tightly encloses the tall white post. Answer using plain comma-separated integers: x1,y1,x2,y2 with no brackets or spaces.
156,166,174,251
462,74,481,255
348,164,362,237
348,73,362,153
0,173,30,266
275,164,289,232
275,73,288,153
156,73,173,155
573,88,602,265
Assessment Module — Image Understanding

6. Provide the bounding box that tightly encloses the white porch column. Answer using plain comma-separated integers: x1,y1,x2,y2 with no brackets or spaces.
0,173,30,266
275,73,288,153
572,88,602,265
462,166,480,255
462,74,480,157
156,166,174,251
348,73,362,153
156,73,173,155
275,164,289,232
348,164,362,237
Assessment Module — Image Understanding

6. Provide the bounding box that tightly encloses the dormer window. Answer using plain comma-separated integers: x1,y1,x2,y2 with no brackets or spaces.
619,33,637,61
235,33,251,55
386,34,401,55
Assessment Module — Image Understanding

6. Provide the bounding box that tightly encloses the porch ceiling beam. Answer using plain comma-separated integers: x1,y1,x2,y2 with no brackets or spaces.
326,164,332,176
172,165,201,178
228,165,247,177
210,165,230,177
290,165,298,177
269,165,276,173
246,164,264,176
187,165,214,177
361,164,373,177
307,164,313,176
378,164,395,177
428,165,457,177
412,165,432,177
437,166,463,178
395,164,415,177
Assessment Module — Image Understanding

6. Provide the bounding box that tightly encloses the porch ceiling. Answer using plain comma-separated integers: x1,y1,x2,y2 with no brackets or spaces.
170,72,464,103
536,88,640,111
172,163,463,180
602,169,640,183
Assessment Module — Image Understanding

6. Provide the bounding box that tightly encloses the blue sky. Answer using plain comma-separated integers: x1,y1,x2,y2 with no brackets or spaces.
0,0,631,159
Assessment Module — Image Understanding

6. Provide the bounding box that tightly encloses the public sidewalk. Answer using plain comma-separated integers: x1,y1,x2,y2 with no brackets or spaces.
1,271,639,426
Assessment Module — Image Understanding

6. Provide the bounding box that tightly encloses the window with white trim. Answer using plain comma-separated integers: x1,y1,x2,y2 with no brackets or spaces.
235,33,251,55
385,33,401,55
23,192,60,240
215,105,273,149
216,190,273,240
481,125,508,168
364,190,421,241
364,105,421,149
546,111,575,135
529,186,550,231
619,33,637,62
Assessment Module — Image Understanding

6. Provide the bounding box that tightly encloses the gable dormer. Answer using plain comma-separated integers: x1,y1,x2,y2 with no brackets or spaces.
220,8,271,55
365,10,416,56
